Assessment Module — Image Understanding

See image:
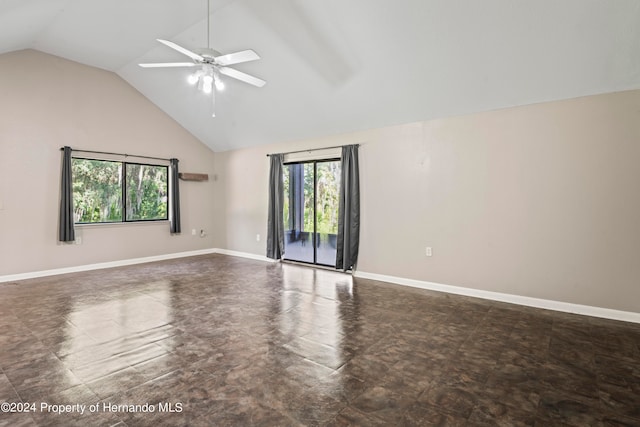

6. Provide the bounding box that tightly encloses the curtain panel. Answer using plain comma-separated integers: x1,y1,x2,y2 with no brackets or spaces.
266,154,285,259
169,158,181,234
336,145,360,271
58,146,75,242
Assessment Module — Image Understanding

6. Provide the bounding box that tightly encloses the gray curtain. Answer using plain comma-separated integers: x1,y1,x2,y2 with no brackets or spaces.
169,158,181,234
58,146,75,242
336,145,360,271
266,154,285,259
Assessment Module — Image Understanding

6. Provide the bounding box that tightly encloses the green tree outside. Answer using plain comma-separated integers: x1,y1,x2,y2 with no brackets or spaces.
72,159,167,223
283,160,341,235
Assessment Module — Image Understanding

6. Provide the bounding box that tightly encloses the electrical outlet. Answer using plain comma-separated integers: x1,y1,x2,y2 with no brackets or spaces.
425,247,432,257
191,229,196,236
75,236,82,245
256,234,260,242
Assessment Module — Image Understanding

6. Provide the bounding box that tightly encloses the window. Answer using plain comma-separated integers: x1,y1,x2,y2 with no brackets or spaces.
72,158,168,224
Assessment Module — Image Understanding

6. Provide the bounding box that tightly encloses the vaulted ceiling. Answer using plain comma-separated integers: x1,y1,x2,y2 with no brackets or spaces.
1,0,639,152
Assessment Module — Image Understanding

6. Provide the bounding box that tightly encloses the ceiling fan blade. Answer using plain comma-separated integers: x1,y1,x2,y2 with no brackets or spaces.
157,39,204,62
219,67,266,87
215,50,260,66
138,62,198,68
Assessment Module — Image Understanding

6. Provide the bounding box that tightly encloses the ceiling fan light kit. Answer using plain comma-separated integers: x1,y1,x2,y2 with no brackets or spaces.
186,54,226,94
138,0,264,117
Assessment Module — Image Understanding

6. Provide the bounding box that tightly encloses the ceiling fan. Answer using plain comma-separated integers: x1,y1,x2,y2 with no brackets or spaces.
138,0,265,117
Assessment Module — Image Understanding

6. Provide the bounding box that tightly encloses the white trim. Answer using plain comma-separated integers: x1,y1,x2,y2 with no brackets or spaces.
213,248,277,263
354,271,640,324
0,248,217,283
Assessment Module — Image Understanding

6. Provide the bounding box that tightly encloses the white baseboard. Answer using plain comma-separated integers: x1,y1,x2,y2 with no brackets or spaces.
3,248,637,324
0,248,217,283
354,271,640,324
0,248,273,284
213,248,277,263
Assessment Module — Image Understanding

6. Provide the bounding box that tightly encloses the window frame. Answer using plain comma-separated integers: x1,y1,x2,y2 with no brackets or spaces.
72,156,170,225
282,157,341,267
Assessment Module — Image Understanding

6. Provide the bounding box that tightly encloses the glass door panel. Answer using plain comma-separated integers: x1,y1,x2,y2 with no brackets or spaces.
283,160,341,267
283,163,314,263
315,161,341,266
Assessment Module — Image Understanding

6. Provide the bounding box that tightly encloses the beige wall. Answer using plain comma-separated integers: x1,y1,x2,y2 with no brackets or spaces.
2,49,638,313
0,50,218,275
218,90,640,313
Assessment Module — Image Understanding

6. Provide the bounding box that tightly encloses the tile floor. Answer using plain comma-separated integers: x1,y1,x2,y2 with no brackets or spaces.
0,254,639,426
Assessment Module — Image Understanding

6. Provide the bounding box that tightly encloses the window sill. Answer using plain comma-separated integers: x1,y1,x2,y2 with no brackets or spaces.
75,220,169,229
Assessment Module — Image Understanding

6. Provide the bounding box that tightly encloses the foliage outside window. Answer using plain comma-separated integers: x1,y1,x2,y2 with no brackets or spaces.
282,161,340,234
72,158,168,224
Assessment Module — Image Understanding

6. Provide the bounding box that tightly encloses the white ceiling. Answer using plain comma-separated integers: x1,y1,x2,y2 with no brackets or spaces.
1,0,639,152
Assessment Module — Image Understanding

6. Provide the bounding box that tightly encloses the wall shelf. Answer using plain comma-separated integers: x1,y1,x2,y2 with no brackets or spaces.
179,173,209,182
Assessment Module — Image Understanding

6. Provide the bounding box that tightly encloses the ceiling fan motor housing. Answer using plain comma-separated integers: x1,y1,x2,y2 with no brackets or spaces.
196,48,222,65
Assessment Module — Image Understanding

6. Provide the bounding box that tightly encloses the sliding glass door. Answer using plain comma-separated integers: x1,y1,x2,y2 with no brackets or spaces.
283,159,341,267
